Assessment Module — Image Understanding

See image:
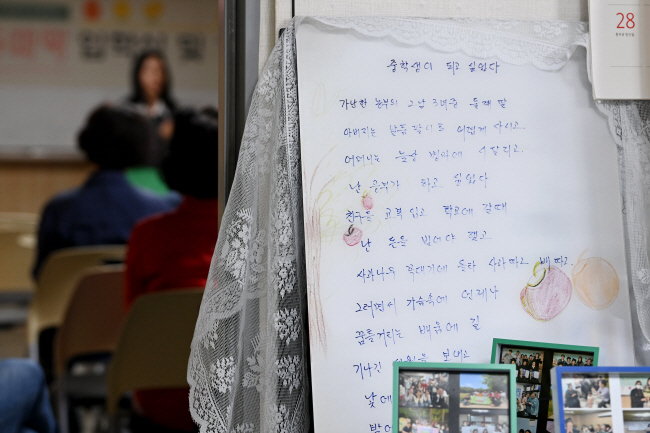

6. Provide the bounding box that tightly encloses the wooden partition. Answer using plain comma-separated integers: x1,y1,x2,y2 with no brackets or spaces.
0,157,94,214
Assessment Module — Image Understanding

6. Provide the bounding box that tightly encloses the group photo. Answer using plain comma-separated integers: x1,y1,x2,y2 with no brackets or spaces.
499,347,543,384
516,384,541,417
562,374,611,409
399,372,451,408
459,373,509,409
553,352,595,367
398,408,448,433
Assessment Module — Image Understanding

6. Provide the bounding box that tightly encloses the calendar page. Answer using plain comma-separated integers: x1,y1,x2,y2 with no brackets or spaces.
590,0,650,99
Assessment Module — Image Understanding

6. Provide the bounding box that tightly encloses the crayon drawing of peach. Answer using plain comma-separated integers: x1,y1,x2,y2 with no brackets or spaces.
572,252,619,309
520,263,572,322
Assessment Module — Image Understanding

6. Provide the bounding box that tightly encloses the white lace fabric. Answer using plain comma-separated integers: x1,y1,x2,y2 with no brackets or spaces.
188,17,650,433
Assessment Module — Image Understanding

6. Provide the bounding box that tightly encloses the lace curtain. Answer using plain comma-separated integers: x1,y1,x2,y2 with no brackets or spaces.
187,17,650,433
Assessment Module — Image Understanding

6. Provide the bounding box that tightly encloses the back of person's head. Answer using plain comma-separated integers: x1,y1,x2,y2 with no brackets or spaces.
162,108,218,198
78,104,151,169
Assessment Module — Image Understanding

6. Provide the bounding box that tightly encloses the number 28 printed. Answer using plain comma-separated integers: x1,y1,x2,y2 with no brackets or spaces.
617,12,635,29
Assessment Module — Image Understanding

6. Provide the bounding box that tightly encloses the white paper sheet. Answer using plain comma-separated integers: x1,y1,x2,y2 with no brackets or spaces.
589,0,650,99
296,20,633,433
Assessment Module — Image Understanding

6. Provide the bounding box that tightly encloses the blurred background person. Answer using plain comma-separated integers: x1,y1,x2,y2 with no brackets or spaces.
0,358,56,433
32,105,180,384
33,104,180,279
127,49,177,146
125,50,178,193
124,108,218,432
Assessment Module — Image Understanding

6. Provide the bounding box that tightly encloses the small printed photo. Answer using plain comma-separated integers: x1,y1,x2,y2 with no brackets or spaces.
459,412,510,433
518,383,541,393
562,374,611,409
516,416,540,433
398,408,448,433
499,347,544,385
620,376,650,409
459,373,509,409
563,409,613,433
552,352,595,368
623,410,650,433
399,372,450,408
516,385,541,418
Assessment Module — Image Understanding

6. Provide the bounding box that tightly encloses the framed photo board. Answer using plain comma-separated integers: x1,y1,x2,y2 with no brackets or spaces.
551,366,650,433
491,339,599,433
393,362,516,433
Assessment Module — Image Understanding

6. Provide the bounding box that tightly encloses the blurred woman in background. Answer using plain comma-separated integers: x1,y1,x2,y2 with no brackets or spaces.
128,49,176,145
125,49,178,193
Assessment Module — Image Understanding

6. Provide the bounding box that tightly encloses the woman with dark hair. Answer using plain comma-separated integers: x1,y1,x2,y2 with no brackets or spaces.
128,49,176,142
521,359,530,383
125,108,219,432
33,104,180,278
125,50,178,192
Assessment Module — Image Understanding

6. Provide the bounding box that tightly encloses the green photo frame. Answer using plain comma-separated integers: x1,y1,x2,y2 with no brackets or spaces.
491,339,599,366
491,339,599,433
393,362,516,433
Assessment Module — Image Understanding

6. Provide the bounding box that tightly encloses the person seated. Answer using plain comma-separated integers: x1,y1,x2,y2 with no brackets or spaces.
597,380,610,408
0,358,56,433
125,108,219,432
33,104,180,278
565,384,581,408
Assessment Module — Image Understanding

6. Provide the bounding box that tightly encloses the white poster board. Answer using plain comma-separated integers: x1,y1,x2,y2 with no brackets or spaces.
296,19,634,433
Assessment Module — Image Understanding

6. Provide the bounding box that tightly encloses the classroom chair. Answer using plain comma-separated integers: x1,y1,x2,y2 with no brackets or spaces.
0,229,37,326
106,289,204,432
54,265,127,433
27,245,126,364
0,212,38,309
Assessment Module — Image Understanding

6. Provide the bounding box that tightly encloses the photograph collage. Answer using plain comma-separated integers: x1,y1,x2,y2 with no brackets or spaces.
496,342,598,433
397,368,511,433
559,372,650,433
